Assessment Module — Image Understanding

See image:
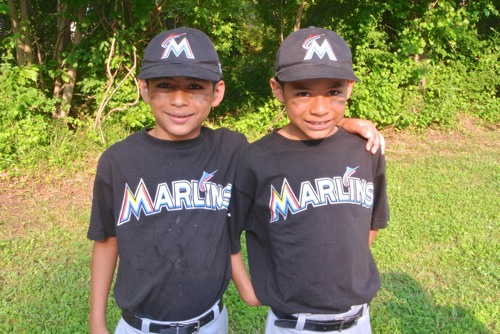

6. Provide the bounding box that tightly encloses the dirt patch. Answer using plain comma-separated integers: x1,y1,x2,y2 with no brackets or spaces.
384,116,499,162
0,155,98,238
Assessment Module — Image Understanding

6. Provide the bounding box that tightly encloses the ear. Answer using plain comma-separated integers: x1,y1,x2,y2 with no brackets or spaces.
139,80,150,103
270,78,285,104
211,80,226,108
346,81,355,100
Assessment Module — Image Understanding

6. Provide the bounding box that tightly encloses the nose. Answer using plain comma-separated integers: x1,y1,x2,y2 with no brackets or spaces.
170,89,189,107
310,96,329,116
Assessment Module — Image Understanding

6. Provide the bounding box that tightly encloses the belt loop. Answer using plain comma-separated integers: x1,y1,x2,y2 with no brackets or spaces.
213,299,221,318
141,318,150,332
295,313,306,331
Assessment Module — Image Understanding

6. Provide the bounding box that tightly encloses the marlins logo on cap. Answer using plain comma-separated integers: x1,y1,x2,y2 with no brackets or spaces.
161,33,195,59
138,27,222,81
275,27,359,82
302,34,337,61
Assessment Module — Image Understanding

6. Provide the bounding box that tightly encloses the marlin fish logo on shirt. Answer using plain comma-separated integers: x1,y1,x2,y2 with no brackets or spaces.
117,171,231,225
269,166,374,223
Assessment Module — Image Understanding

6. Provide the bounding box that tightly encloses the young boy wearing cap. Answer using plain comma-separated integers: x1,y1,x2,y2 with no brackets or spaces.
88,27,385,334
230,27,390,333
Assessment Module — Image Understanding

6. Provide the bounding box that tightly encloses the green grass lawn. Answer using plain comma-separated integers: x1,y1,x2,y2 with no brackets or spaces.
1,118,498,333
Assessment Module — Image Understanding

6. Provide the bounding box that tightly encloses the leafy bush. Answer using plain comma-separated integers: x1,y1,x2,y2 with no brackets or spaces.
119,102,156,131
336,1,500,129
0,62,59,171
213,98,288,141
1,0,498,173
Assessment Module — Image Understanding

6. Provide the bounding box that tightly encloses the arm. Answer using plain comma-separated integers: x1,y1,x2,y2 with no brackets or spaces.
338,118,385,155
231,252,261,306
369,230,378,246
89,237,118,334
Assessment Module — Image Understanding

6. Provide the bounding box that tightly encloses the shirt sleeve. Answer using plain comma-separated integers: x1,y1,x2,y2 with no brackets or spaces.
371,154,390,230
228,150,257,254
87,154,117,241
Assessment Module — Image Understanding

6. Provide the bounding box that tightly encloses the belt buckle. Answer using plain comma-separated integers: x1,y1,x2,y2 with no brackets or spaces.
158,319,201,334
159,324,182,334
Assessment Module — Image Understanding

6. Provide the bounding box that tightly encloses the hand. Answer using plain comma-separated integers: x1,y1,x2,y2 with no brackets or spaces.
242,292,262,307
338,118,385,155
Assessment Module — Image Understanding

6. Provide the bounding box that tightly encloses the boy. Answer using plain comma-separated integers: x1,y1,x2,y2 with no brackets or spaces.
230,27,390,333
88,27,384,334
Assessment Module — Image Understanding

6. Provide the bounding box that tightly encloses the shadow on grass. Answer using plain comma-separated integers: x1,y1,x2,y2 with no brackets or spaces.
373,272,492,334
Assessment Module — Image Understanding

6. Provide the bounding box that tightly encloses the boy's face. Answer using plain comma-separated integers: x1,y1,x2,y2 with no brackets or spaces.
140,77,224,141
271,78,354,141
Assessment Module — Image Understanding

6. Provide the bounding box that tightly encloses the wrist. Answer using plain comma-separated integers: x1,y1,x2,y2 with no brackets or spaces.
337,118,346,128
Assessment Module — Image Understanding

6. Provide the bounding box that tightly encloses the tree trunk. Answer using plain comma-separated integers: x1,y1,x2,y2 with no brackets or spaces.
59,6,86,118
53,0,68,95
19,0,34,65
7,0,24,66
53,0,70,117
293,0,306,31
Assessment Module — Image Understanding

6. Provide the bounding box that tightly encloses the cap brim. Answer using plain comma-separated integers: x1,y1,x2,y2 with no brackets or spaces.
138,63,221,81
277,64,360,82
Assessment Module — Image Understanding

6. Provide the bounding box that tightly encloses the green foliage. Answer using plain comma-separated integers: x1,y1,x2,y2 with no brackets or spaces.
465,42,500,123
0,0,499,171
0,62,59,171
213,99,288,141
119,101,156,131
0,56,132,174
312,0,500,129
0,3,8,15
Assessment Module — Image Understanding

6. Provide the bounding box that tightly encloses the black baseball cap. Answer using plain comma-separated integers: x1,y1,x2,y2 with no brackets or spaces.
275,27,359,82
138,27,222,81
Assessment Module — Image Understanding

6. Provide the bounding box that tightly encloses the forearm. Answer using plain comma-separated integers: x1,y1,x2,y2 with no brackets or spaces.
90,237,118,333
369,230,378,246
231,252,261,306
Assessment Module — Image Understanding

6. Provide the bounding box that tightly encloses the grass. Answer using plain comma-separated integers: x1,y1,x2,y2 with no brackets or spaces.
0,117,498,333
370,122,499,333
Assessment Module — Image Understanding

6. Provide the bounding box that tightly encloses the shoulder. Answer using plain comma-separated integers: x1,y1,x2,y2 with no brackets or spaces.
248,132,275,147
235,133,275,164
242,132,272,150
204,127,248,148
96,131,147,167
336,128,381,155
336,128,366,145
208,127,247,140
114,130,145,146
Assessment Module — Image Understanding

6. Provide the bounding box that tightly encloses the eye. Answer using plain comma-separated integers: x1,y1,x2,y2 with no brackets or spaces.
188,83,204,90
328,90,341,96
296,91,310,97
156,82,172,89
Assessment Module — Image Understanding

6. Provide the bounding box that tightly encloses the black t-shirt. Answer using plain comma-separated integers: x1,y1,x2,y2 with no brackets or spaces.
88,127,247,321
230,128,389,314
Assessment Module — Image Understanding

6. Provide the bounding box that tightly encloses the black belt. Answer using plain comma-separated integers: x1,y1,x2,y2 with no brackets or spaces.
273,306,363,332
122,300,223,334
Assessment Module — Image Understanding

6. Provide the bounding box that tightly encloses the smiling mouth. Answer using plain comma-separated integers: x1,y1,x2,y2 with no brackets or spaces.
168,113,192,118
165,113,195,124
307,120,330,125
